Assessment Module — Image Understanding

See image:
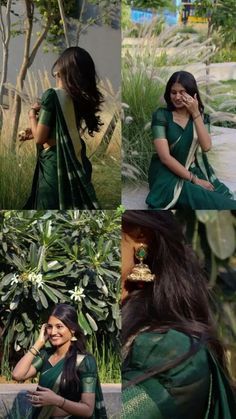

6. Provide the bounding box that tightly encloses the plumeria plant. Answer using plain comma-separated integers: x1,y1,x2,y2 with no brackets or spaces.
0,209,121,375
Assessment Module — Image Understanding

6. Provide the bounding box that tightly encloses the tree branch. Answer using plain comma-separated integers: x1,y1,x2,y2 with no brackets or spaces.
28,18,51,68
57,0,70,47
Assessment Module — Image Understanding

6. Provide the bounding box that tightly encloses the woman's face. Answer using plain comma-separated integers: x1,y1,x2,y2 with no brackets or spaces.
170,82,188,109
46,316,73,347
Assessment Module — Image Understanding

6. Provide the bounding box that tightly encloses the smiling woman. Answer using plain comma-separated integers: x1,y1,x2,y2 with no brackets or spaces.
146,70,236,209
12,304,107,419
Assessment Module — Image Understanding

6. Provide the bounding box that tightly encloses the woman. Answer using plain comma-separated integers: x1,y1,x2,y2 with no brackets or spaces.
12,304,107,419
23,47,103,209
146,71,236,209
121,210,236,418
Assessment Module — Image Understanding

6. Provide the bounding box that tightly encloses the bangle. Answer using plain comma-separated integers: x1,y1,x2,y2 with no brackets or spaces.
29,348,37,356
59,397,66,409
31,346,40,355
193,113,201,121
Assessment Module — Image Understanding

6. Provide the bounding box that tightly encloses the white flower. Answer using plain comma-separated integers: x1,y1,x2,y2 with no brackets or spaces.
69,286,85,302
28,272,44,289
10,273,20,285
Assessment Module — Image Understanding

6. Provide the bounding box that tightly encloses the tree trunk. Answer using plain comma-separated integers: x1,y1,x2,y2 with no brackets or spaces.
10,0,50,151
0,0,12,105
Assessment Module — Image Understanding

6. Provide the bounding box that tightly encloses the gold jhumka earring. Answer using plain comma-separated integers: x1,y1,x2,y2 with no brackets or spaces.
127,244,155,282
71,332,77,341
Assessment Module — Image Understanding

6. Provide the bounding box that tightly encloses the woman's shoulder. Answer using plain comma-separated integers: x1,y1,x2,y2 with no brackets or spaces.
40,347,54,358
152,107,170,125
132,329,207,372
41,88,56,106
77,352,98,372
135,328,195,355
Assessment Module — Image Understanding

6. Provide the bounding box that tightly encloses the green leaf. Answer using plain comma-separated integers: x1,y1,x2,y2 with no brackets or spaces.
38,289,49,308
85,313,98,331
205,211,235,259
43,285,58,303
78,311,92,335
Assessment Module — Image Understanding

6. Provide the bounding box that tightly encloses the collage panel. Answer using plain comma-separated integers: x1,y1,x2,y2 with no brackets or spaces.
122,1,236,210
1,0,236,418
0,210,121,418
121,209,236,418
0,0,121,211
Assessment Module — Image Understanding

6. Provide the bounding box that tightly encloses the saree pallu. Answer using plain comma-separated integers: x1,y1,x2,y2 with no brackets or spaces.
146,108,236,209
121,329,236,419
31,351,107,419
25,88,99,210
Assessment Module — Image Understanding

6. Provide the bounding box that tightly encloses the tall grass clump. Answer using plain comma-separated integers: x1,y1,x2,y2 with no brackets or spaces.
122,21,236,184
87,335,120,383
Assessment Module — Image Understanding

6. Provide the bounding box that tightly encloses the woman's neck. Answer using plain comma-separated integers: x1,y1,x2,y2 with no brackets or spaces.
54,340,72,356
56,79,65,89
174,107,189,117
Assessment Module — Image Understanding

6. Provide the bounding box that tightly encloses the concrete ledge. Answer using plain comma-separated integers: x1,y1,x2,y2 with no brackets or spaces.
0,383,121,419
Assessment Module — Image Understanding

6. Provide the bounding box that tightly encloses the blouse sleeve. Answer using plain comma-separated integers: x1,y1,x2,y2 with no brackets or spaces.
78,354,97,393
31,349,48,372
151,108,167,140
203,113,210,133
38,88,55,127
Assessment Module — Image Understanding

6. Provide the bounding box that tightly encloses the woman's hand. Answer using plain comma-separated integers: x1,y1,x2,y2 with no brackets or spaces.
181,93,199,117
28,102,41,118
31,102,41,112
27,386,62,407
193,177,214,191
35,323,48,347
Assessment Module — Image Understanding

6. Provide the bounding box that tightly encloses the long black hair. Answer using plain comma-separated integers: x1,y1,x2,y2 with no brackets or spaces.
52,46,104,135
50,304,86,400
122,210,228,379
164,70,204,113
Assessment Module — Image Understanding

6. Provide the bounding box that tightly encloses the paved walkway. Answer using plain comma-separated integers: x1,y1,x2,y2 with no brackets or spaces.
122,126,236,210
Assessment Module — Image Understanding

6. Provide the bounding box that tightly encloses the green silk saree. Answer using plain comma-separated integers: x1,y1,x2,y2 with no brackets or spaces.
31,350,107,419
146,108,236,209
24,88,99,210
121,329,236,419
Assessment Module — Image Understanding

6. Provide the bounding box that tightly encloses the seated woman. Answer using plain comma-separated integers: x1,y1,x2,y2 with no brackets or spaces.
121,210,236,419
12,304,107,419
23,47,103,210
146,71,236,209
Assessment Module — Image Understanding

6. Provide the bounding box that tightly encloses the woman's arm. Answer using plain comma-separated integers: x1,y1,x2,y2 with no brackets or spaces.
28,387,95,418
182,92,211,152
28,106,50,145
12,324,47,381
154,139,193,180
154,139,214,191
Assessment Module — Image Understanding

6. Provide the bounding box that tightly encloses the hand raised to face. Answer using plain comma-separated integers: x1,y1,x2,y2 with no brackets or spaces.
181,92,199,116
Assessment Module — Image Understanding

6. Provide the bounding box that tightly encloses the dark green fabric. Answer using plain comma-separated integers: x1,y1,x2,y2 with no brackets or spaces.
146,108,236,209
121,329,236,419
24,88,99,210
31,350,107,419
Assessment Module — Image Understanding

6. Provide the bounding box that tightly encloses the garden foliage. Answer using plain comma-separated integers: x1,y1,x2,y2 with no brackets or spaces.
0,209,121,374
